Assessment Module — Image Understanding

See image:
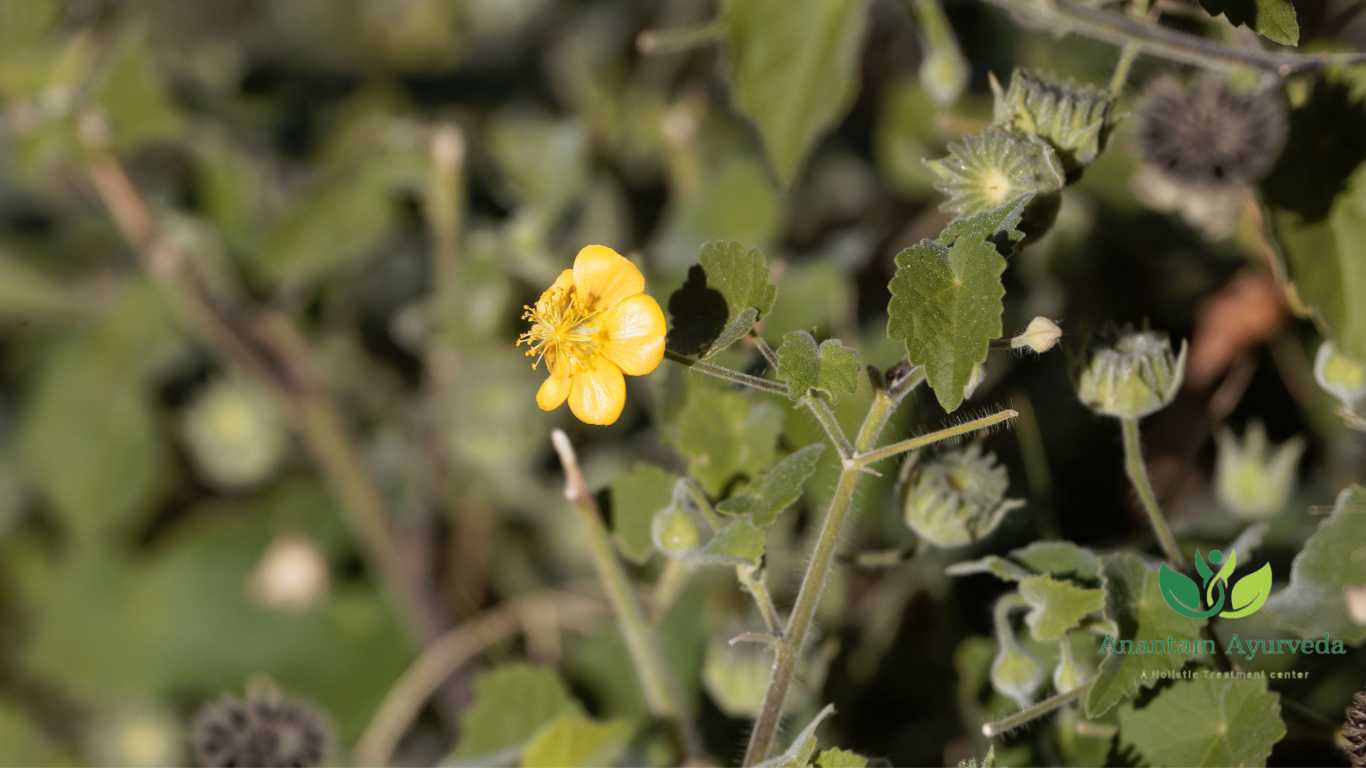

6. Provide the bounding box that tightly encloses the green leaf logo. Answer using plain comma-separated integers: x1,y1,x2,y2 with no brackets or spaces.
1158,549,1273,620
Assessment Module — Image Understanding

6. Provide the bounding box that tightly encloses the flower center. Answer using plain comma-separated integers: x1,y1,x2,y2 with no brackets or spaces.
516,285,605,373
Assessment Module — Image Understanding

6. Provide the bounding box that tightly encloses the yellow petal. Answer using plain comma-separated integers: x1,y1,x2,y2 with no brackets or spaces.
548,268,574,293
536,370,571,412
572,245,644,310
602,293,666,376
568,357,626,425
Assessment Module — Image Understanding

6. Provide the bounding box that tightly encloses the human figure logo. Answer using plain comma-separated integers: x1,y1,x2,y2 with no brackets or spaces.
1158,548,1273,619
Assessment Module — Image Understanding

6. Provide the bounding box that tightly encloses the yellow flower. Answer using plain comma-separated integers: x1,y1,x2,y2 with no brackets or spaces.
517,245,666,425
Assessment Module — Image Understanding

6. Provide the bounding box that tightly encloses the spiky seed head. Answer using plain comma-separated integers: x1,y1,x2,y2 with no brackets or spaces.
926,126,1066,218
192,688,330,768
1135,75,1288,188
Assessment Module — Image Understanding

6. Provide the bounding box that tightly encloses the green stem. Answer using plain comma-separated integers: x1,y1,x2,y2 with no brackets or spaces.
1119,418,1185,567
680,478,783,633
853,409,1019,469
651,559,692,622
550,431,684,723
664,348,789,396
980,0,1366,76
982,681,1093,738
803,394,854,459
636,19,725,55
743,465,861,766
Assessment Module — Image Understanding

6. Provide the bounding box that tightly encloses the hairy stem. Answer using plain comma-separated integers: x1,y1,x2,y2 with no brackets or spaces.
664,348,789,395
854,409,1019,468
753,335,855,458
680,478,784,633
982,682,1093,737
550,430,683,720
979,0,1366,76
1120,417,1185,566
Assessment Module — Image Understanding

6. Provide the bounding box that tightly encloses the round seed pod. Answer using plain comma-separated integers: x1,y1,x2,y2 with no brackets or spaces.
192,688,330,768
903,445,1023,548
1076,330,1187,420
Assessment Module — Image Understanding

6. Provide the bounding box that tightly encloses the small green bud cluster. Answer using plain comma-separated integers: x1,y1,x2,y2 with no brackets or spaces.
1077,331,1187,420
990,69,1115,178
903,444,1023,548
1214,421,1304,520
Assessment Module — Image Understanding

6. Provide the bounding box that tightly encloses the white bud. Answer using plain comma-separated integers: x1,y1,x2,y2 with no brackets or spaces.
249,535,330,613
1011,316,1063,354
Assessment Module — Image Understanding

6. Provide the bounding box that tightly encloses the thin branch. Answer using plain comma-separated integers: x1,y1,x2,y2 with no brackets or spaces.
551,430,702,755
664,348,789,395
354,590,607,766
1119,417,1185,566
979,0,1366,77
982,681,1092,737
853,409,1019,468
79,113,440,641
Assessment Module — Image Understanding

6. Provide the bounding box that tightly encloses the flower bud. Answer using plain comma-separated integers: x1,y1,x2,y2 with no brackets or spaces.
652,503,701,557
990,69,1115,177
702,639,771,717
920,47,969,107
1052,639,1091,694
1076,331,1187,420
1011,316,1062,355
1314,342,1366,408
903,445,1023,548
88,705,182,768
182,378,287,490
248,534,331,613
991,641,1044,708
1215,421,1304,520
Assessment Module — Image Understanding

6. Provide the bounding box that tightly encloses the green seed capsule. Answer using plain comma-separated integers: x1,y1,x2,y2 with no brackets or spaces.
651,503,701,557
1076,331,1187,420
990,69,1115,178
903,445,1023,548
1314,342,1366,408
1215,421,1304,520
182,378,287,490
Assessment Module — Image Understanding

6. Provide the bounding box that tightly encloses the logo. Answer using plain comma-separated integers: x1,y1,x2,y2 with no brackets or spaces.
1159,548,1272,619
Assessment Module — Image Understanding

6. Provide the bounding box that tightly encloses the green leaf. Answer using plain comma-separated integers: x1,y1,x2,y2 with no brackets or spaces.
609,464,677,564
1118,677,1285,767
18,281,179,540
668,241,777,358
775,331,862,403
816,748,869,768
520,715,634,768
1085,553,1206,717
1265,485,1366,644
948,540,1102,583
755,703,836,768
697,519,765,566
1197,0,1298,45
455,664,580,761
669,383,784,496
721,0,868,184
886,198,1028,411
1018,575,1105,642
1262,77,1366,359
717,444,825,527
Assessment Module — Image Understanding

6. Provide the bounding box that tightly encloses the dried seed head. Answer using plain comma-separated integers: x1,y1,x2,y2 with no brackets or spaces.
192,688,330,768
1135,76,1287,188
903,444,1023,548
1343,688,1366,767
1077,330,1187,420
